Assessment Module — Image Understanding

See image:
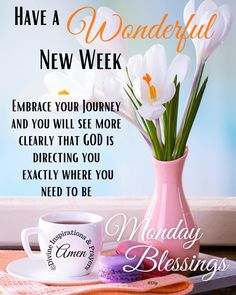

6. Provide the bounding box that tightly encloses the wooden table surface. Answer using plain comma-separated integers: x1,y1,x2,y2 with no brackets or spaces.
0,248,235,294
201,246,236,261
0,250,27,272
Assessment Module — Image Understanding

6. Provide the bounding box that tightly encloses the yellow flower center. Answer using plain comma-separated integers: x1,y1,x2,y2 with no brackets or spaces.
143,73,157,101
58,89,69,95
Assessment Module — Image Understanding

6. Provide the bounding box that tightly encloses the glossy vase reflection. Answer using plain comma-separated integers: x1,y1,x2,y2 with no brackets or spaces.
141,150,200,262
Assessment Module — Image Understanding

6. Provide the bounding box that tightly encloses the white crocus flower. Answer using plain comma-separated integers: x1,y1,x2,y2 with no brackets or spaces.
41,57,96,106
75,7,127,57
179,0,232,137
184,0,233,64
127,44,190,120
98,58,135,120
71,6,142,129
41,56,147,139
42,57,136,121
97,62,151,142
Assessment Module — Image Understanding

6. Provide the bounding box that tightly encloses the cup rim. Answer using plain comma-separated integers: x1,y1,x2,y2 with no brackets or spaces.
39,211,103,225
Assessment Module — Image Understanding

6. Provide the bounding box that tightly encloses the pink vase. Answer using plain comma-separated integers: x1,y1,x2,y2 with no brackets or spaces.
140,149,200,263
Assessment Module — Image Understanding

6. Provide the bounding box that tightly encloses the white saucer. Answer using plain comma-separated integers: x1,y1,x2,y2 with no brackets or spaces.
7,257,100,285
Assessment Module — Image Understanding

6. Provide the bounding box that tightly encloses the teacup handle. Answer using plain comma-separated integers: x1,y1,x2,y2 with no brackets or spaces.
21,227,44,260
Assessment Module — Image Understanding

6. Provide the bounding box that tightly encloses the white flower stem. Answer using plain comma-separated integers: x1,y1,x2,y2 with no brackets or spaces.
116,111,151,146
178,62,205,137
155,119,163,147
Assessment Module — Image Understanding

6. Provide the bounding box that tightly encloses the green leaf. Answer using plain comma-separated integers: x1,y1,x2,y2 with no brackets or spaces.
146,119,164,159
125,67,133,88
185,65,205,125
161,83,180,161
171,83,180,152
127,84,142,107
124,86,162,159
173,77,208,159
124,87,138,110
175,64,205,154
163,102,169,151
126,85,165,160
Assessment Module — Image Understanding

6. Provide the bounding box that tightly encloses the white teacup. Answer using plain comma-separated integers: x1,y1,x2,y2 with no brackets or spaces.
21,211,103,277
